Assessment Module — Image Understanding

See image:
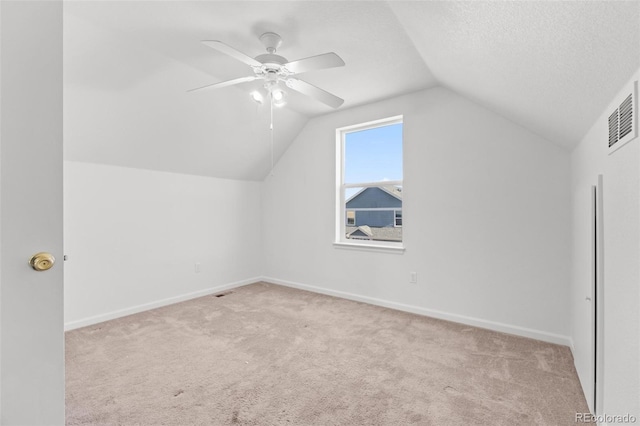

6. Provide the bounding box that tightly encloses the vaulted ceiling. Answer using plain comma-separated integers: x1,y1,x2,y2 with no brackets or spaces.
64,1,640,181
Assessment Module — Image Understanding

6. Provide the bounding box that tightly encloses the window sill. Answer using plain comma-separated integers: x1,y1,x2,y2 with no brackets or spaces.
333,241,405,254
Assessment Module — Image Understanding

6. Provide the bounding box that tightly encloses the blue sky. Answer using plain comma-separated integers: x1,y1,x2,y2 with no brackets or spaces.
345,123,403,184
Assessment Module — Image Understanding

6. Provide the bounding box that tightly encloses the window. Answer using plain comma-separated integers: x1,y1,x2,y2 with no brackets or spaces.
346,210,356,226
394,210,402,227
335,116,403,250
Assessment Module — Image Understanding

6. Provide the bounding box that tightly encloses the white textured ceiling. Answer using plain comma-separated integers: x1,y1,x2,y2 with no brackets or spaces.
64,1,640,180
389,0,640,149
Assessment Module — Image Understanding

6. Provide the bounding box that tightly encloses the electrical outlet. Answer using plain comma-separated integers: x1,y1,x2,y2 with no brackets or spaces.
195,263,201,273
409,272,417,284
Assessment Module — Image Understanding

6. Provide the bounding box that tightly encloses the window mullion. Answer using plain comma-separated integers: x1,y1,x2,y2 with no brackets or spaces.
344,180,402,189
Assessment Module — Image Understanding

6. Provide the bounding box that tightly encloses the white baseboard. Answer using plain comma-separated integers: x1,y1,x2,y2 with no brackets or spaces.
569,336,578,369
64,277,260,331
66,275,572,347
262,276,572,347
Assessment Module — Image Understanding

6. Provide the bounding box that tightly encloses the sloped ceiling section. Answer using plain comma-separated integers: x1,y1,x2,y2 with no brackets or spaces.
389,1,640,149
64,1,436,180
64,1,639,180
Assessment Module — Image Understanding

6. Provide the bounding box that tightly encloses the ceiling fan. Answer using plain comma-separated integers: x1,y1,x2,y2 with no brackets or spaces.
188,32,345,108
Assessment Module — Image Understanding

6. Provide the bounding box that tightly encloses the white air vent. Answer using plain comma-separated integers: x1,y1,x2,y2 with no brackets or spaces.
608,80,638,154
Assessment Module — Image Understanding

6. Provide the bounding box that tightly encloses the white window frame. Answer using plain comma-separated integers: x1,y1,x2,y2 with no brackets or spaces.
334,115,404,253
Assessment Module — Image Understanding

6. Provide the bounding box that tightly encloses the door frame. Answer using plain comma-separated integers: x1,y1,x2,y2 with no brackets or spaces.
594,175,605,414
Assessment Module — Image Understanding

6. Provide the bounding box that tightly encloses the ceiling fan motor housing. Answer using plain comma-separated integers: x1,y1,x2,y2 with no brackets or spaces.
255,53,288,67
254,53,292,83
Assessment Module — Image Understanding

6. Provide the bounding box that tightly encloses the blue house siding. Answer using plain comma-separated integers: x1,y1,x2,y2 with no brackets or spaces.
346,187,401,228
346,187,401,209
354,210,395,227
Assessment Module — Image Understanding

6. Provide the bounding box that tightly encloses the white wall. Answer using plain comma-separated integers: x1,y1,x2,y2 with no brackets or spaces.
262,87,572,344
570,69,639,418
64,161,263,329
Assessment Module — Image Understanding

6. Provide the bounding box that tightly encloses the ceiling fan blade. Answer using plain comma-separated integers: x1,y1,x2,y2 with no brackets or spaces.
201,40,262,67
187,75,258,93
287,78,344,108
284,52,345,75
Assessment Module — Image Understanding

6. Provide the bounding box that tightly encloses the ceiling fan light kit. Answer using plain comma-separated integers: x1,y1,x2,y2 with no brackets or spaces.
270,88,285,105
189,32,345,109
250,90,264,104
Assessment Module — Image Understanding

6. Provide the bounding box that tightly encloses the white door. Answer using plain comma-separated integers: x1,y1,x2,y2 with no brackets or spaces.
0,1,64,424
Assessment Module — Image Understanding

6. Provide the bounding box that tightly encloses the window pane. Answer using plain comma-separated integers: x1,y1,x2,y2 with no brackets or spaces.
344,123,402,184
345,186,402,242
395,210,402,227
346,210,355,225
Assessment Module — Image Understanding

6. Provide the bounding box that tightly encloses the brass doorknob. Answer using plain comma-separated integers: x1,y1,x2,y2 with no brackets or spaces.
29,252,55,271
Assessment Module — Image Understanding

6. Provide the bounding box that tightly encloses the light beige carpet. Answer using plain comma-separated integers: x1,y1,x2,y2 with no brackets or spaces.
66,282,588,425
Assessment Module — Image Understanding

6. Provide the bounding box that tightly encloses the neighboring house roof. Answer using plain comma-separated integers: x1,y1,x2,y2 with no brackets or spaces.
345,185,402,206
347,225,373,239
381,186,402,200
346,226,402,242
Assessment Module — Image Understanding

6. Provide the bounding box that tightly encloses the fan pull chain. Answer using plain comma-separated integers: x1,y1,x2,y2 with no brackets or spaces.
270,96,274,176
